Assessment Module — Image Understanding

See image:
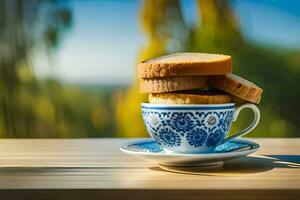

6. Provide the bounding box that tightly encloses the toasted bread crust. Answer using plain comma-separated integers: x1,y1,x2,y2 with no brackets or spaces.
209,74,263,104
149,91,232,104
138,53,232,78
140,76,208,93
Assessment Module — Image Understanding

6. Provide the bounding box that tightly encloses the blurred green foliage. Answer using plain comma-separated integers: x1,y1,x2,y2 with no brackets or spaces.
118,0,300,138
0,0,299,137
0,0,116,137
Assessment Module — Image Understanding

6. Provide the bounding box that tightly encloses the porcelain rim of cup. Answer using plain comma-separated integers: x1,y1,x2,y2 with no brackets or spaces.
141,102,235,108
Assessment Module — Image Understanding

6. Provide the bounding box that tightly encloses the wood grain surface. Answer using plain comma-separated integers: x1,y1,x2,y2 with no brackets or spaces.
0,138,298,200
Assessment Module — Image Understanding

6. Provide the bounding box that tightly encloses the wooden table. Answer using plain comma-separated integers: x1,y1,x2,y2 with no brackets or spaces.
0,138,298,200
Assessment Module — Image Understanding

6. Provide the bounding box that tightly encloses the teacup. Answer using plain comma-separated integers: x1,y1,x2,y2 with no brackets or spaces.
141,103,260,154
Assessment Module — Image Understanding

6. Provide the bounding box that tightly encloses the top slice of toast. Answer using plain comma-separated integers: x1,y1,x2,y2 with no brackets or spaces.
138,52,232,78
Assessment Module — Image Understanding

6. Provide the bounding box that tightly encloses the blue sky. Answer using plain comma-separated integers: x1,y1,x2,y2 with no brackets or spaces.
232,0,300,47
33,0,300,85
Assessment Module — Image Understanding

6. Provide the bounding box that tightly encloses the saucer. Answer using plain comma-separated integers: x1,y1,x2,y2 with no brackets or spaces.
120,138,259,167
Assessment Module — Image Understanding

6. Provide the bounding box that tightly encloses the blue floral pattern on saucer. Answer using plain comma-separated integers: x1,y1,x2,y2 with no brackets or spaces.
120,139,260,167
124,139,256,154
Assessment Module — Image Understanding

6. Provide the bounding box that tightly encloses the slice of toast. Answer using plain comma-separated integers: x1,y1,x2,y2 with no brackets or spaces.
138,53,232,78
140,76,208,93
209,73,263,104
149,90,232,104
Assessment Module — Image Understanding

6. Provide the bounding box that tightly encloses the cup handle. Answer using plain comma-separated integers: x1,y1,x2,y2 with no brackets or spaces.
223,103,260,143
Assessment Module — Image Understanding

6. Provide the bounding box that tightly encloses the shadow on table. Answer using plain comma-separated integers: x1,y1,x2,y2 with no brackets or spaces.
150,155,300,176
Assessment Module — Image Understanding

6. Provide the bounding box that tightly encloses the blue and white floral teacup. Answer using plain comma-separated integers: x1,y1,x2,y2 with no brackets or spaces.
141,103,260,154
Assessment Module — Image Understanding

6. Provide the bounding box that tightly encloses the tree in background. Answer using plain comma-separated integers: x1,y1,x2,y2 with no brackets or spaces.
193,0,300,137
0,0,71,137
116,0,188,137
0,0,114,137
117,0,300,137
